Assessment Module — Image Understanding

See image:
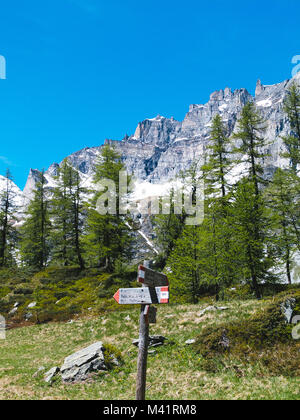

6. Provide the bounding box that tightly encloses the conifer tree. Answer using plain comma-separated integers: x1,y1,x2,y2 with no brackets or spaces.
204,200,238,300
50,160,85,268
84,144,133,271
153,188,186,267
265,168,297,284
167,225,207,303
232,102,267,195
72,169,86,269
20,170,51,269
202,114,232,200
201,114,235,298
0,169,18,267
278,82,300,263
231,103,273,298
282,83,300,172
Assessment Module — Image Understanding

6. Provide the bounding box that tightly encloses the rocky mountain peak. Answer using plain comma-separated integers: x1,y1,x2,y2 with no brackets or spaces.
131,115,180,148
6,73,299,208
23,169,42,199
255,79,264,96
46,163,60,178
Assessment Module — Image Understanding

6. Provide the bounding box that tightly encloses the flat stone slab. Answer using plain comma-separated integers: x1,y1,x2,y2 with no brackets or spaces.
61,341,104,371
61,341,107,382
39,341,119,384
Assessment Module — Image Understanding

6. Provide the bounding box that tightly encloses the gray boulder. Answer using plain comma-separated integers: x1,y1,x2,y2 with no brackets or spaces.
133,335,167,348
280,298,296,324
149,336,167,347
60,341,107,382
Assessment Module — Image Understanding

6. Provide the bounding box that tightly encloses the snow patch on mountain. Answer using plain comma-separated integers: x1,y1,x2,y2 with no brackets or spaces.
256,99,273,108
0,175,25,208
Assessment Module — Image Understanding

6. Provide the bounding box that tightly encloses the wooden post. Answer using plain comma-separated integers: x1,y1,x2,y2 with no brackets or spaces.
113,261,169,400
136,261,150,400
136,303,149,400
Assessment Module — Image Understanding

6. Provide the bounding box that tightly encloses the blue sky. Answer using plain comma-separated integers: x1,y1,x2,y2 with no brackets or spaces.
0,0,299,189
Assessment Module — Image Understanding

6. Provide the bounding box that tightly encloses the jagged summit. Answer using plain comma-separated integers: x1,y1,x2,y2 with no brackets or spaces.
145,115,166,121
3,73,298,206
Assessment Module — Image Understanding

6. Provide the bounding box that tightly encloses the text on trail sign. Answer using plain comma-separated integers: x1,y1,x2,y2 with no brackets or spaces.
114,287,169,305
138,265,169,287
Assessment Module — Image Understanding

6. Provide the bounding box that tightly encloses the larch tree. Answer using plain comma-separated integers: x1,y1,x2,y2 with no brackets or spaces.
84,144,133,271
20,170,51,269
265,168,298,284
201,114,235,299
282,82,300,172
231,102,274,298
0,169,18,267
50,160,86,269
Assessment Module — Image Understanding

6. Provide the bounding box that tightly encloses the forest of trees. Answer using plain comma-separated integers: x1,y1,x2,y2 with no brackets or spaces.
0,84,300,303
154,83,300,301
0,144,133,274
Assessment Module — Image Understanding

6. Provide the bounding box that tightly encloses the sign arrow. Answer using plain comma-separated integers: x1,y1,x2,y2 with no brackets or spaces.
113,287,169,305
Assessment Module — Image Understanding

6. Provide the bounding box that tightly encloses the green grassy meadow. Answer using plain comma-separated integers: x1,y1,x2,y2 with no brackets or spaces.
1,296,300,400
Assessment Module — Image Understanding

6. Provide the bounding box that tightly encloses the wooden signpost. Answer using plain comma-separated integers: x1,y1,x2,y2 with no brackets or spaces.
113,262,169,400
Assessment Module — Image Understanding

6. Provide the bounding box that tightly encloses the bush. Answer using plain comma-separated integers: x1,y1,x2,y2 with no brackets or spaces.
193,291,300,377
103,343,122,369
0,285,10,299
13,285,33,295
222,284,255,301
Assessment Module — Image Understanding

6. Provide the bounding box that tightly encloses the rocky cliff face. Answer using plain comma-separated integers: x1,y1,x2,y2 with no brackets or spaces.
48,73,297,190
6,72,300,209
1,72,299,270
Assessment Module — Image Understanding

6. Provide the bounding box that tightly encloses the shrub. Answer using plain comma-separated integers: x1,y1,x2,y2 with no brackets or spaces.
193,292,300,377
103,343,122,369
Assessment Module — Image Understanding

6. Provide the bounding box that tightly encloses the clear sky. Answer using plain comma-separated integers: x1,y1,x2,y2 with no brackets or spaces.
0,0,299,189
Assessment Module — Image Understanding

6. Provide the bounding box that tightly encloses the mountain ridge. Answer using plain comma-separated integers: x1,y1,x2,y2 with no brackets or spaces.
5,73,300,207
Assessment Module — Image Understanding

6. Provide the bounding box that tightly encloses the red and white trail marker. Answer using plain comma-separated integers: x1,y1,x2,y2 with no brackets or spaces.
113,286,169,305
137,265,169,288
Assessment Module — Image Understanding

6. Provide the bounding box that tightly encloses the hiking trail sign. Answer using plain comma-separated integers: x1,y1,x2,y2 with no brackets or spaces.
112,262,169,401
113,286,169,305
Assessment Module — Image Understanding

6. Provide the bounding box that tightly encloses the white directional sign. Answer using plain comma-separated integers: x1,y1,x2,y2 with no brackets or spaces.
114,287,169,305
137,265,169,287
